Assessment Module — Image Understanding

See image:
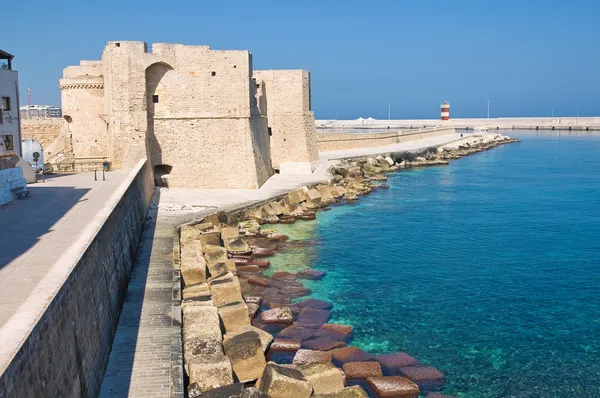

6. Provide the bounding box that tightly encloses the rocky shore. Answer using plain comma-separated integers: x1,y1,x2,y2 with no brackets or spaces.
177,133,518,398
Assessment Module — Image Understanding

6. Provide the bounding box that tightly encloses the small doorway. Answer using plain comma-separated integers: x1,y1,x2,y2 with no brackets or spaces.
154,164,172,187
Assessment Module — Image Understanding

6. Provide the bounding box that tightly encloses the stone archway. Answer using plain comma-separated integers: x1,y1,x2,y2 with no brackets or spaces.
145,62,175,185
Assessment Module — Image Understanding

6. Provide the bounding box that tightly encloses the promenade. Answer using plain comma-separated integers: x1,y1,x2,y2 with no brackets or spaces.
0,170,130,327
98,131,462,397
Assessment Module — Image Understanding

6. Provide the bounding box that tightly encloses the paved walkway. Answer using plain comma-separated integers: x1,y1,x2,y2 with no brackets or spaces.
0,170,130,327
97,132,462,397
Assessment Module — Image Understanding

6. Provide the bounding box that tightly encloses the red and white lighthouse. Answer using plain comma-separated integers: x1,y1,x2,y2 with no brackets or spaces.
441,101,450,121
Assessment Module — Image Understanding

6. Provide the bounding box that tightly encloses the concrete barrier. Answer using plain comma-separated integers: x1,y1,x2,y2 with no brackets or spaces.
316,127,455,152
0,158,153,397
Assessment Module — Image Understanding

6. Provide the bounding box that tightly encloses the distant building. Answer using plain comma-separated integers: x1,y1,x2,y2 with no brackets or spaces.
0,49,21,157
20,104,62,119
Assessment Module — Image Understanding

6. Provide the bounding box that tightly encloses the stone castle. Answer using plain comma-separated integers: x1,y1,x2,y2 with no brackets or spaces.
59,41,318,188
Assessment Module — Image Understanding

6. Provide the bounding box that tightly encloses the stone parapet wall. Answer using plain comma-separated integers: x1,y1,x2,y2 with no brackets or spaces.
316,127,455,152
0,159,153,397
0,166,26,205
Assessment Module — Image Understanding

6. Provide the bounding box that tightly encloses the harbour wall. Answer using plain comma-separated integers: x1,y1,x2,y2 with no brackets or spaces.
0,158,153,397
317,117,600,131
316,126,456,152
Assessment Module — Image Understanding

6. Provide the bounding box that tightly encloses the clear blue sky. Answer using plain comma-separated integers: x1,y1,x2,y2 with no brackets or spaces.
4,0,600,119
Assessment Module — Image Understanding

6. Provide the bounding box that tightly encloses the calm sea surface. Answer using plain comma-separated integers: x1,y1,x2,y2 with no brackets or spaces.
272,131,600,397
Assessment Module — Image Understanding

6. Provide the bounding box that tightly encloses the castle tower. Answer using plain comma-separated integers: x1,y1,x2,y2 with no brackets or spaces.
252,70,318,175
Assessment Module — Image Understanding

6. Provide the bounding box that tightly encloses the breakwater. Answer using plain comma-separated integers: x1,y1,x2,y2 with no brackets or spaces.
177,133,518,397
0,159,153,397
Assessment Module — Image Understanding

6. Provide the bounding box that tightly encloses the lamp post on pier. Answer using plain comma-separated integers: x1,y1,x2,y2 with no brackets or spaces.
487,100,490,119
388,103,391,121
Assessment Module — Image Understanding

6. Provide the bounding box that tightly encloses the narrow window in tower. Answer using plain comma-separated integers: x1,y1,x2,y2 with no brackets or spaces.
268,127,272,136
152,95,159,104
211,71,216,76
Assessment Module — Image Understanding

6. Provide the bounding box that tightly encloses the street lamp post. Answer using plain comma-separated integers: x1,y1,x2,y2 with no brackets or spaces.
388,103,391,121
487,100,490,119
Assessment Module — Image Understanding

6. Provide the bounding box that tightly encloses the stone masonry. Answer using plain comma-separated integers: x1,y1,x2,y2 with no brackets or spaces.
58,42,318,188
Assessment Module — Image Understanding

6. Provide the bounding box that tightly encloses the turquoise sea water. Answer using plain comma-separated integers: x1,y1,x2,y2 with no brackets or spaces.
274,131,600,397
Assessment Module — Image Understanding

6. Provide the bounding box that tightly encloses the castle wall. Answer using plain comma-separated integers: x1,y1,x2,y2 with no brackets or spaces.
253,70,318,174
100,41,272,188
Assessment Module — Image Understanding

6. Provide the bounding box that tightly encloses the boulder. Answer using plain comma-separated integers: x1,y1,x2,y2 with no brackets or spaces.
181,246,208,286
248,275,271,287
224,325,274,353
252,247,276,257
225,237,252,255
384,156,394,166
223,331,267,382
293,349,333,366
244,296,263,305
375,352,419,375
182,306,222,343
181,295,214,311
298,362,345,395
295,307,331,328
204,245,229,266
302,337,346,351
270,201,286,215
220,226,239,241
399,366,445,391
287,188,308,204
297,298,333,310
272,270,297,279
425,393,457,398
278,325,317,342
297,269,326,280
315,323,353,341
182,283,211,299
218,301,251,333
249,259,271,268
240,387,271,398
187,354,234,392
342,361,383,380
183,338,223,366
209,273,244,307
247,303,260,318
187,382,202,398
180,225,200,245
200,383,244,397
199,230,221,248
207,262,230,280
305,189,322,204
312,385,368,397
270,338,302,352
237,264,261,274
330,346,374,366
261,307,294,324
256,362,313,398
366,376,419,398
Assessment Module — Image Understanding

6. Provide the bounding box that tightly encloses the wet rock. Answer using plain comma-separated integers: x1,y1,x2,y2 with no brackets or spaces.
297,269,326,280
272,270,297,279
270,338,302,352
375,352,419,375
343,361,382,380
425,393,457,398
200,382,245,397
293,349,333,365
330,346,375,366
302,337,346,351
366,376,419,398
398,366,445,392
295,307,331,328
315,323,353,342
249,259,271,268
297,299,333,310
229,254,254,261
209,273,244,307
187,382,202,398
256,362,313,398
297,213,317,221
248,275,271,287
187,353,234,392
261,307,294,324
182,306,222,343
218,301,251,333
278,324,317,342
298,362,345,395
236,264,261,274
232,257,250,266
280,218,296,224
252,247,276,257
223,330,267,382
312,385,369,397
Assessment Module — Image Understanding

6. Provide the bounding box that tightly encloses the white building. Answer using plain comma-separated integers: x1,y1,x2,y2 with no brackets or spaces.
1,49,29,205
1,49,21,156
20,104,62,119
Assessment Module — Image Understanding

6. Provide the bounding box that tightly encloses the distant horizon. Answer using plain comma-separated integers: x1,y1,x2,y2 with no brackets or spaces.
5,1,599,120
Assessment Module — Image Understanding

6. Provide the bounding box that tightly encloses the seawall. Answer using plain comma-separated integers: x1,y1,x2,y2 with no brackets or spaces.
316,127,455,152
0,158,153,397
317,116,600,130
